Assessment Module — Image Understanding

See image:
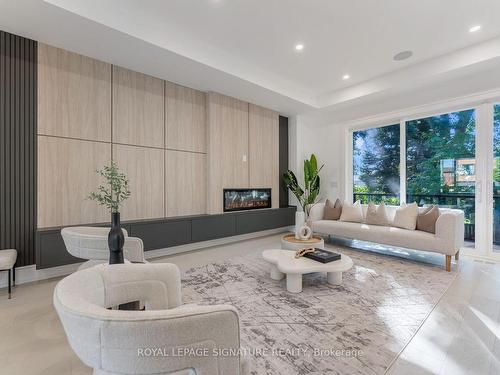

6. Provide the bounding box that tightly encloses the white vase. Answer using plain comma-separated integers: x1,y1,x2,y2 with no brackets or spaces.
295,211,305,239
297,224,312,240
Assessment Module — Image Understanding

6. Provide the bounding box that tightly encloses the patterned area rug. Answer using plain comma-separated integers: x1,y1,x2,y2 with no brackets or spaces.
181,246,456,375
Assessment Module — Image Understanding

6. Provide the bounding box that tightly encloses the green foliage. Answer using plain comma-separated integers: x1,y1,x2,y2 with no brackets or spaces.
353,186,399,205
283,154,324,217
88,162,131,213
354,109,478,222
354,110,477,199
406,109,476,195
353,124,400,202
353,107,500,230
494,158,500,183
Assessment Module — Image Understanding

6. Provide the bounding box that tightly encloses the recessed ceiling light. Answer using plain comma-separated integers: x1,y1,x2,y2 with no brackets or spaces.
469,25,481,33
342,74,350,80
295,44,304,51
393,50,413,61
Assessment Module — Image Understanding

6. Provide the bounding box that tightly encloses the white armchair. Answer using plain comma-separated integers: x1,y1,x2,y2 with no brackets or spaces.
53,263,247,375
61,226,146,270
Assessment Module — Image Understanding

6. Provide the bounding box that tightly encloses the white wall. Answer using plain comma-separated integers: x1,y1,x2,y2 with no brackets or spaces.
288,115,346,208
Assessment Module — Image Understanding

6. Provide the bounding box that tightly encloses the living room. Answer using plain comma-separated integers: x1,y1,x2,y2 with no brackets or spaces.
1,1,500,374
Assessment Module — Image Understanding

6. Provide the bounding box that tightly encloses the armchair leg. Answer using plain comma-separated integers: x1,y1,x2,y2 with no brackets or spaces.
445,255,451,272
454,251,459,261
12,267,15,286
8,269,11,299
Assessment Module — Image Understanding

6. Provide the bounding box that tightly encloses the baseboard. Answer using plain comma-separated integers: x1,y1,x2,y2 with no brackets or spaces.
0,226,293,288
0,262,82,289
460,252,500,264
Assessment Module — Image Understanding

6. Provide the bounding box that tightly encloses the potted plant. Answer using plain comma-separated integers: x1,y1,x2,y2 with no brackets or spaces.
88,162,131,264
283,154,324,239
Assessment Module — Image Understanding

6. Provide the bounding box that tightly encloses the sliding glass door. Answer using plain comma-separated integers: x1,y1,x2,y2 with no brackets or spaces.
348,104,500,257
493,105,500,252
406,109,476,247
352,124,400,204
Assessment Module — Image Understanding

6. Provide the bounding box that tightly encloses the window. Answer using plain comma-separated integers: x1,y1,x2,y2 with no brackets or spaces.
406,109,476,244
352,124,400,204
493,105,500,250
349,104,500,254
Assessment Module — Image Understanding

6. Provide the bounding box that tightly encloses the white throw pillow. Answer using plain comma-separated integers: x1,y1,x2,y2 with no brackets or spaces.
365,202,390,226
393,202,419,230
339,200,363,223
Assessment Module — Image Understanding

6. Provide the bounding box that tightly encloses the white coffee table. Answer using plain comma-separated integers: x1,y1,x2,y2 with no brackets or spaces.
262,249,353,293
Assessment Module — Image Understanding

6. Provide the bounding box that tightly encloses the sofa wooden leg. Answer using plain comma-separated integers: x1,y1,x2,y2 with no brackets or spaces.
445,255,451,272
455,251,459,261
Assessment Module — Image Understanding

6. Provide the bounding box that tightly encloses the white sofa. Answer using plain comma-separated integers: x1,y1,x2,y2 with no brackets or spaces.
309,203,464,271
54,263,248,375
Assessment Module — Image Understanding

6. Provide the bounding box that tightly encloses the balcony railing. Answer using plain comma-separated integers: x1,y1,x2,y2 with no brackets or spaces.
352,192,500,245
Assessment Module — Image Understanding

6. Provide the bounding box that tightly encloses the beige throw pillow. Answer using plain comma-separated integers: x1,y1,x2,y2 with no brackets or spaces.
324,198,342,220
417,205,440,234
393,202,419,230
339,200,363,223
365,202,390,226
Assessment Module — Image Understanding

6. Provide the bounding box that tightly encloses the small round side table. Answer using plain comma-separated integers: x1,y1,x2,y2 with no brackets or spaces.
281,234,324,251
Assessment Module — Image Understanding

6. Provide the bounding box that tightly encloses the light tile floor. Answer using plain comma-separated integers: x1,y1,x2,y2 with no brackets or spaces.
0,233,499,375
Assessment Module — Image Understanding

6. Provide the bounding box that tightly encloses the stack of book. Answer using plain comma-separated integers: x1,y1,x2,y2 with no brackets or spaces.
303,248,341,263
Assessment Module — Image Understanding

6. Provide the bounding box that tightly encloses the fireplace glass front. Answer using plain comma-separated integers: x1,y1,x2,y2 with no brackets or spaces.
223,188,271,212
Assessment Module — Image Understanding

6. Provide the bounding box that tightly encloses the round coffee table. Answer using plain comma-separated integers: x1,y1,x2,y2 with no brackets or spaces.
262,249,353,293
281,234,324,251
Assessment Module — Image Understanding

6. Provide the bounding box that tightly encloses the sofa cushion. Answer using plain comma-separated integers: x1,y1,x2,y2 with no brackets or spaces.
417,205,440,234
340,201,363,223
323,198,342,220
365,202,390,226
393,203,418,230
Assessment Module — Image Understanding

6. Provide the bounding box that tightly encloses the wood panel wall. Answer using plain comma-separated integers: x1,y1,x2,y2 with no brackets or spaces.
0,31,37,267
38,44,111,142
165,82,207,217
112,66,164,148
37,43,281,228
38,137,111,227
249,104,279,208
207,94,280,213
37,44,209,227
166,82,206,153
38,44,113,228
207,92,249,214
166,150,207,216
113,144,164,220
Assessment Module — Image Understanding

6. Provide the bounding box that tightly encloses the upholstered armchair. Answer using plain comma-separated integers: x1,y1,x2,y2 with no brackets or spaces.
61,226,146,270
54,263,247,375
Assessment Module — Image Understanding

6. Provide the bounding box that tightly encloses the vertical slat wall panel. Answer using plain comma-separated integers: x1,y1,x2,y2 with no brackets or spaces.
0,31,37,266
279,116,289,208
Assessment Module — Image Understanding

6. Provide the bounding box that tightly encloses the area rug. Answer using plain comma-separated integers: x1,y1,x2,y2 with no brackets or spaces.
181,246,457,375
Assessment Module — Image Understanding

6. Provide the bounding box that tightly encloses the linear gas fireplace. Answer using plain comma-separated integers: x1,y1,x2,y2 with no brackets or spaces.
223,188,271,212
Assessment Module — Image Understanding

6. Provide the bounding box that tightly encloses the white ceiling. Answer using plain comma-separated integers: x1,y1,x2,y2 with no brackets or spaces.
2,0,500,119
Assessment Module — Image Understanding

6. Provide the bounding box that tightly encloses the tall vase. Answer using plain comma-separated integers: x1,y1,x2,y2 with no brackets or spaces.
108,212,125,264
295,211,305,239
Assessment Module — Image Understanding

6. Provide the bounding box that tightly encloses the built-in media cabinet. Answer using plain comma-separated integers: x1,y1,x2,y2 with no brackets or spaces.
36,207,296,269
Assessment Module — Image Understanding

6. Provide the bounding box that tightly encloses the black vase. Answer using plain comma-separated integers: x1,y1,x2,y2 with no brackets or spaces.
108,212,125,264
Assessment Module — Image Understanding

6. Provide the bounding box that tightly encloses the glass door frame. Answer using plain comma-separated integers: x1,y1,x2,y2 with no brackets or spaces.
346,102,499,260
466,103,495,259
